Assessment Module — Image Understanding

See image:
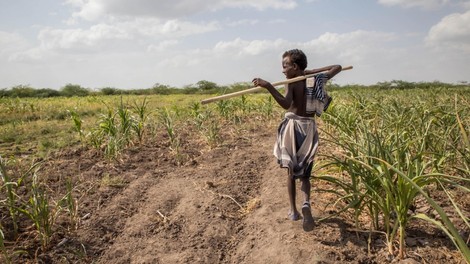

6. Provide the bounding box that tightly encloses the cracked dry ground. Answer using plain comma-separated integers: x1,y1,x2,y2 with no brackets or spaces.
37,120,465,264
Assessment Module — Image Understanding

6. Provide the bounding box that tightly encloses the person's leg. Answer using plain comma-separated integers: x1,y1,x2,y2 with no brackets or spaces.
300,177,311,205
287,171,299,220
300,163,313,204
301,165,314,231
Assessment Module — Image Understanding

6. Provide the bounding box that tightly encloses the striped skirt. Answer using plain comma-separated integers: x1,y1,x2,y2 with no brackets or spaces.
273,112,319,178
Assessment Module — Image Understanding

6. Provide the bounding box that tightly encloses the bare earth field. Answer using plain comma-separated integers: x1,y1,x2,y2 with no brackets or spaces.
5,117,468,264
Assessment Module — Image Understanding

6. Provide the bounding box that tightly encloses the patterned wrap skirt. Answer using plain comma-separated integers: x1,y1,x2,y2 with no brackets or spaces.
273,112,319,179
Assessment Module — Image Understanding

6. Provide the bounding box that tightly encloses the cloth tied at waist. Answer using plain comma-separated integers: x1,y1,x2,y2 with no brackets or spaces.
273,112,319,178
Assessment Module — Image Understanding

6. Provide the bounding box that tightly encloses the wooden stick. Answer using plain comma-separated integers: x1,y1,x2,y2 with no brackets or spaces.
201,66,353,104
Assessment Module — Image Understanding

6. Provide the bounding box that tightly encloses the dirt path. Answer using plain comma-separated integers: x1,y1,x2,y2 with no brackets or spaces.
89,131,333,263
85,135,324,263
40,122,465,264
46,124,338,263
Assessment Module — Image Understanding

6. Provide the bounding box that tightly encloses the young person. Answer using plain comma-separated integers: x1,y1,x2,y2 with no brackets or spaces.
252,49,342,231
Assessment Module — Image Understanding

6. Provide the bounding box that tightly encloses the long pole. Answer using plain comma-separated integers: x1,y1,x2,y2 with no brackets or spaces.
201,66,353,105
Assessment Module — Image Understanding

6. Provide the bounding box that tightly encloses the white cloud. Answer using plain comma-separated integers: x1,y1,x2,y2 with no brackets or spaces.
158,31,401,86
14,18,219,59
67,0,297,21
132,18,220,38
378,0,450,9
65,0,86,7
147,40,179,52
208,31,398,70
0,31,39,62
462,1,470,9
303,30,398,66
226,19,259,27
214,38,289,56
71,0,105,21
0,31,29,57
426,10,470,53
220,0,297,10
8,23,131,61
38,24,130,51
9,47,49,62
3,1,470,89
268,19,286,24
157,52,204,69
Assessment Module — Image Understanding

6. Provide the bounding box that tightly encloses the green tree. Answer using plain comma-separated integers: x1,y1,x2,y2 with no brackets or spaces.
101,87,120,95
10,85,36,98
152,83,173,95
36,88,61,98
60,84,89,97
196,80,218,91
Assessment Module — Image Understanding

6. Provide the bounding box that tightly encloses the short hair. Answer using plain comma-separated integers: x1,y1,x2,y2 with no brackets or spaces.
282,49,307,70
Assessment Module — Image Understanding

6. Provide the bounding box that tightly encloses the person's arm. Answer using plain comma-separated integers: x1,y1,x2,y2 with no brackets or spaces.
252,78,293,110
304,65,342,79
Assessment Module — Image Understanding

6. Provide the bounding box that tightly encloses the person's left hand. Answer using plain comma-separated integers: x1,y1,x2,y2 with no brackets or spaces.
252,78,270,88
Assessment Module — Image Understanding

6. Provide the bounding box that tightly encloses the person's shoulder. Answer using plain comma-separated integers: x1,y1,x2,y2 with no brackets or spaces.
287,81,301,87
288,81,305,92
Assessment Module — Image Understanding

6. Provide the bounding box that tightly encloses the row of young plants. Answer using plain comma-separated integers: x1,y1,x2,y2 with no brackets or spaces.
70,94,277,159
0,156,79,263
317,87,469,260
0,93,277,262
0,92,275,161
0,95,168,262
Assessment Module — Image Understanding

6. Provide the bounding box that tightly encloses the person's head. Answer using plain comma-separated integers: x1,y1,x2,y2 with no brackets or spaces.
282,49,307,79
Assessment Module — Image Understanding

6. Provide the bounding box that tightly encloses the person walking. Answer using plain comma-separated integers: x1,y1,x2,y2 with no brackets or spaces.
252,49,342,231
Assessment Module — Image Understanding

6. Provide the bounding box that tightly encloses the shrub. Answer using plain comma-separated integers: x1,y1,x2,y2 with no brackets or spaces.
101,87,120,95
60,84,89,97
152,83,174,95
35,88,60,98
9,85,36,98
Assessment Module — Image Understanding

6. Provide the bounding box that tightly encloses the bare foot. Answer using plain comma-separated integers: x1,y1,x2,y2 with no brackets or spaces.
288,211,301,221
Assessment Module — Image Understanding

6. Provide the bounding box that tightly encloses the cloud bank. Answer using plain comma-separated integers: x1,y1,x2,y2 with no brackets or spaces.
0,0,469,89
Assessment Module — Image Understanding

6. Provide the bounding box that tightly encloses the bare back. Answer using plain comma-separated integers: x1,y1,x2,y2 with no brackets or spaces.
285,80,312,117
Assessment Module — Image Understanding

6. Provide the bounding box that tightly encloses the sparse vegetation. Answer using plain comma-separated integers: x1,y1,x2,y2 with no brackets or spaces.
317,87,470,260
0,81,469,263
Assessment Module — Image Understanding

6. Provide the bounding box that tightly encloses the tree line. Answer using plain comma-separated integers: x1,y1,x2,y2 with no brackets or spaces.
0,81,253,98
0,80,467,98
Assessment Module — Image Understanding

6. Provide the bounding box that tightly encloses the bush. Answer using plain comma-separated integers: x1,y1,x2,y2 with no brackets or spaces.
60,84,89,97
0,88,9,97
196,80,218,91
9,85,36,98
35,88,61,98
101,87,120,95
152,83,174,95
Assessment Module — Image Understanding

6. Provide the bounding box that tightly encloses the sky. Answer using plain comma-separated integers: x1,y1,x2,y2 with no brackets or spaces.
1,0,470,90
